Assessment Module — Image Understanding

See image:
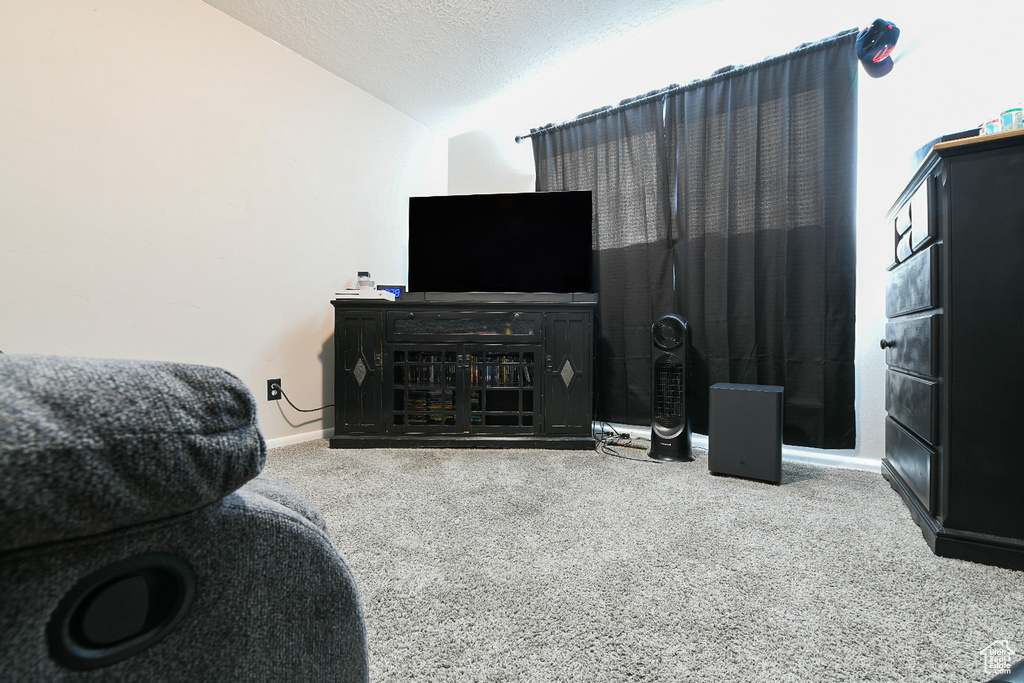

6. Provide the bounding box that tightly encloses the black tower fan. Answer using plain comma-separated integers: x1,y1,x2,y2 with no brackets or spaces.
649,314,693,461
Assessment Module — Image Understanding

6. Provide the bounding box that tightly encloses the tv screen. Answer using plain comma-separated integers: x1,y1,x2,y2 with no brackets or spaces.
407,191,593,293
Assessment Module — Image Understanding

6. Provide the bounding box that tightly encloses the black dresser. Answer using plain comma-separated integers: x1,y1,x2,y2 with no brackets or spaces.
881,128,1024,570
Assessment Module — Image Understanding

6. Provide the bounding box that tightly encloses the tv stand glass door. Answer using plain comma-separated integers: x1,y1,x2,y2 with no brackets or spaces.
390,347,457,431
390,345,539,434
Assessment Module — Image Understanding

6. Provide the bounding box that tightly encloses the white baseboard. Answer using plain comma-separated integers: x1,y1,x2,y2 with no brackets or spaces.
265,428,333,450
264,424,882,474
597,422,881,473
781,445,881,473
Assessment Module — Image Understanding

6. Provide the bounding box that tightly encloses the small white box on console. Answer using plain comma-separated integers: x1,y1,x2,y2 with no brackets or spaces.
334,289,396,301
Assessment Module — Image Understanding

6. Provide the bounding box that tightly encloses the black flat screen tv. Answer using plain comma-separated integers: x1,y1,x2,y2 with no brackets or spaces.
407,191,593,293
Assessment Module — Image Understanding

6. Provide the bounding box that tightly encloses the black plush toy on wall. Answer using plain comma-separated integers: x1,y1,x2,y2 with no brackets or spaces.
856,19,900,78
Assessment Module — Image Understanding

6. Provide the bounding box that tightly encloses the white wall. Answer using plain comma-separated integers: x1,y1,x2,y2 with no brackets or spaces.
448,129,535,195
4,0,1016,452
0,0,447,442
446,0,1023,463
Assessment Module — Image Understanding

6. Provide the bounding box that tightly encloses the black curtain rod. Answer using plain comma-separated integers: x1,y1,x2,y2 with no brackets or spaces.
514,86,668,143
514,27,858,144
513,88,667,143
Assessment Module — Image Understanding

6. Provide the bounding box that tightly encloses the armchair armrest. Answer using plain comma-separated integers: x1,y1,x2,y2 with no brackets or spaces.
0,354,265,553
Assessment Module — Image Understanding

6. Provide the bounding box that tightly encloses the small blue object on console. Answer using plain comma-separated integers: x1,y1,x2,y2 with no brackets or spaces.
377,285,406,300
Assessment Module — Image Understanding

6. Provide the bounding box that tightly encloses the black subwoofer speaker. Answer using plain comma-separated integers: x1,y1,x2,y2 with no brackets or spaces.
649,314,693,461
708,383,784,484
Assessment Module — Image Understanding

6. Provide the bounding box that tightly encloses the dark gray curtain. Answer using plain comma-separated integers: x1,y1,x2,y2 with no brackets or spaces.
532,31,858,449
532,94,673,422
666,35,858,448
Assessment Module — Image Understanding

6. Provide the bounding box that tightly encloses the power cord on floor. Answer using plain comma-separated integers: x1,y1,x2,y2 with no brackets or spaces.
593,422,664,463
271,383,334,413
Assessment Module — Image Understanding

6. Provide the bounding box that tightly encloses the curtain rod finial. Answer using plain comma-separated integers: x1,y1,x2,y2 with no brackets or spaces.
515,135,523,144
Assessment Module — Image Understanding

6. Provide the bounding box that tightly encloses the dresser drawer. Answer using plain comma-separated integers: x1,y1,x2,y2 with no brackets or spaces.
908,179,936,251
886,369,939,445
886,244,941,318
895,230,913,263
891,179,937,266
895,202,912,235
885,417,936,513
884,313,941,377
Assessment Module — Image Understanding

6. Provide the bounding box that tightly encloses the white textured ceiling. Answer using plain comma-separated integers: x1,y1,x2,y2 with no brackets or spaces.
203,0,715,135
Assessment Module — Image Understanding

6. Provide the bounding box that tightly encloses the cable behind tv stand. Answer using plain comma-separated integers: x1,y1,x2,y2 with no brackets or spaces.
330,293,597,449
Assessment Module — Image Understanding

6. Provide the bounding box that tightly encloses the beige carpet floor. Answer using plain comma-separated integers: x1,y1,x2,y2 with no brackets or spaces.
264,440,1024,682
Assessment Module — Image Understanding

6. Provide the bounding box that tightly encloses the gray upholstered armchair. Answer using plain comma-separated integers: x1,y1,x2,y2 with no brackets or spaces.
0,354,368,681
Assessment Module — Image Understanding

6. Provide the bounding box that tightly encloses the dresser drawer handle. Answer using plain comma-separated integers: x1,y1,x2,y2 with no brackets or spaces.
880,339,895,350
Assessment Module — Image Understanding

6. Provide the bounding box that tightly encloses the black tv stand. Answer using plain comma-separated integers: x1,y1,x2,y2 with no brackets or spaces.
330,293,597,449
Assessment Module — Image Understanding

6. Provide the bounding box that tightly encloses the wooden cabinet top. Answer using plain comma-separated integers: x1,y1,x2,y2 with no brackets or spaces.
332,292,598,310
889,128,1024,220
